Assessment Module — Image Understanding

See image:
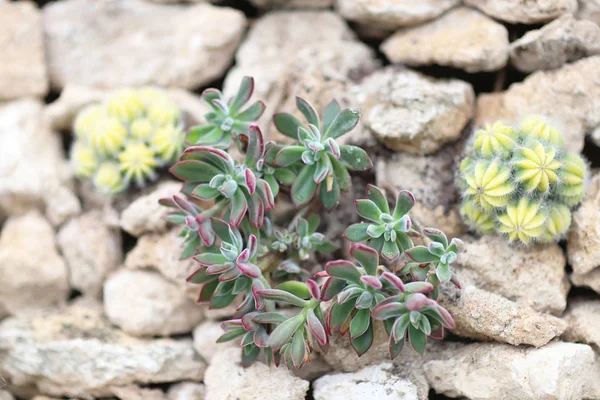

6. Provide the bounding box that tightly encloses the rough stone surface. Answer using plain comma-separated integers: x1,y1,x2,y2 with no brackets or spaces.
43,0,246,90
336,0,460,29
424,341,597,400
464,0,578,23
0,212,69,315
475,56,600,153
104,269,204,337
44,186,82,227
456,236,569,314
439,285,567,347
567,172,600,275
204,348,309,400
510,14,600,72
578,0,600,25
0,99,75,220
110,385,166,400
167,382,205,400
562,299,600,350
0,300,205,398
361,67,474,154
313,362,420,400
571,268,600,294
192,321,237,363
251,0,332,8
0,1,48,100
381,8,509,73
120,181,182,236
58,210,122,297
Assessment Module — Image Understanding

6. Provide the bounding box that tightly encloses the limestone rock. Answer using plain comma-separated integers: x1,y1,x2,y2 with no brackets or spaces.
192,320,238,363
120,181,182,236
562,299,600,350
424,341,597,399
110,385,166,400
381,8,509,73
577,0,600,25
0,1,47,100
0,212,69,315
251,0,332,8
336,0,459,29
0,391,14,400
0,99,74,219
464,0,578,24
456,236,569,314
510,14,600,72
361,67,473,154
313,363,420,400
43,0,246,90
58,210,122,297
439,285,567,347
167,382,205,400
204,348,309,400
104,269,204,336
0,300,205,398
571,268,600,294
44,186,81,227
567,172,600,275
475,56,600,153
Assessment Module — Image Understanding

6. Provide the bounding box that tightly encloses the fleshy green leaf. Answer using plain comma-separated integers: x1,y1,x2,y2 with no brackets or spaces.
393,191,415,219
382,240,400,261
169,160,221,182
296,97,320,129
330,155,351,190
273,168,296,185
323,100,341,133
325,260,361,284
329,300,354,329
422,228,448,247
405,246,440,263
274,113,304,139
291,327,306,367
324,108,360,139
339,145,372,171
291,164,317,207
320,277,347,301
320,175,340,211
408,324,427,355
257,289,309,307
392,313,411,342
344,223,370,242
236,101,266,122
229,76,254,115
350,309,371,338
268,314,305,350
350,243,379,276
192,184,220,200
275,146,305,167
350,322,373,356
278,281,311,299
366,185,390,214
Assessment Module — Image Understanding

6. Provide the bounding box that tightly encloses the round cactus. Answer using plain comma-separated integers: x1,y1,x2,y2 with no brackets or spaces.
458,117,588,245
70,87,185,195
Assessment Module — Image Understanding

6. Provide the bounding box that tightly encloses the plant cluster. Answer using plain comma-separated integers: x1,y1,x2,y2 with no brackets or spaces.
70,88,185,194
163,77,461,369
458,117,588,245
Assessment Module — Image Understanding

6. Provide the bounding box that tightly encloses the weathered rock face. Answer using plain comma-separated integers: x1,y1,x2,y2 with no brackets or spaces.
578,0,600,25
571,268,600,294
361,67,474,154
464,0,578,24
204,348,309,400
439,285,567,347
562,299,600,350
0,212,69,315
58,210,122,297
251,0,332,8
456,236,569,314
424,341,598,400
104,269,204,337
0,99,76,221
0,300,205,398
475,56,600,153
313,362,421,400
192,320,237,363
167,382,205,400
43,0,246,90
381,8,509,73
336,0,460,29
568,172,600,275
0,1,48,100
109,385,166,400
510,14,600,72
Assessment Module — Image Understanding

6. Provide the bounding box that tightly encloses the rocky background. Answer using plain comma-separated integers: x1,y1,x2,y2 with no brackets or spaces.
1,0,600,399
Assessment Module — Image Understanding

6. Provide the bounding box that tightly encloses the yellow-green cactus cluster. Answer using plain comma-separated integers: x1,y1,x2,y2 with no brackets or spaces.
458,116,588,245
70,88,185,194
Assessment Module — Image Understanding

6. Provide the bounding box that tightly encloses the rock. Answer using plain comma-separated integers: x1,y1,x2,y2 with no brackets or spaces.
424,341,597,400
381,8,509,73
167,382,205,400
463,0,578,24
0,1,47,100
0,300,205,398
43,0,246,90
0,211,69,315
110,385,166,400
313,362,420,400
250,0,332,8
57,210,122,297
571,268,600,294
0,391,14,400
361,67,474,154
456,236,569,314
44,186,81,227
567,172,600,275
510,15,600,72
293,356,334,382
192,320,237,363
0,99,75,219
204,348,309,400
335,0,459,30
376,146,464,239
475,56,600,153
439,285,567,347
562,299,600,350
104,269,204,337
120,181,182,236
577,0,600,25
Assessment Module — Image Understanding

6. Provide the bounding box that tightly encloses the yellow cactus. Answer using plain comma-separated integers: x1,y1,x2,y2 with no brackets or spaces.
147,100,181,126
73,105,104,139
543,203,572,241
473,121,518,158
93,162,124,194
89,117,128,155
118,142,157,186
130,118,154,140
519,116,564,146
464,159,515,210
514,141,561,193
105,89,145,122
150,124,184,163
71,143,98,178
497,198,547,244
459,200,496,234
558,153,587,206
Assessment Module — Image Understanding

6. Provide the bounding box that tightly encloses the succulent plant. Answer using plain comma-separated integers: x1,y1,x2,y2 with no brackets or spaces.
458,117,589,244
70,87,185,194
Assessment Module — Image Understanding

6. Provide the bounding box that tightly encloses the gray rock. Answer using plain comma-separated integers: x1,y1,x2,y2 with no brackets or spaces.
167,382,205,400
464,0,577,23
110,385,166,400
382,8,509,72
562,299,600,350
577,0,600,25
251,0,332,8
571,268,600,294
192,320,237,363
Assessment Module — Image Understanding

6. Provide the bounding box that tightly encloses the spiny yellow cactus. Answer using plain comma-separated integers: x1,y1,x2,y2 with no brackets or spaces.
458,116,588,245
70,87,185,195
